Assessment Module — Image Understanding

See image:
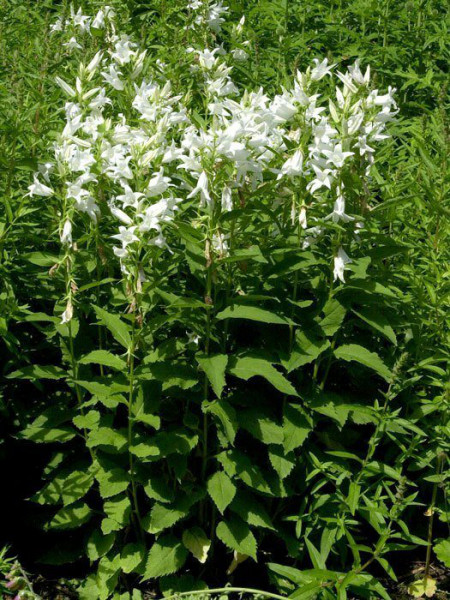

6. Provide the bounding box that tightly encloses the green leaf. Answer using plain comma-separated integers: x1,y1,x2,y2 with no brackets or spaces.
102,495,131,535
182,527,211,563
7,364,66,380
121,543,145,574
216,517,257,560
240,409,284,445
268,445,296,479
143,535,188,580
319,298,346,336
203,399,237,445
434,539,450,567
87,530,115,561
79,350,127,371
347,481,361,516
352,307,397,345
216,305,292,325
230,489,275,530
138,362,198,390
145,493,200,534
87,427,128,453
93,305,131,350
207,471,236,514
196,353,228,398
283,403,313,453
228,355,298,396
286,331,330,372
334,344,392,381
47,501,92,530
95,465,129,498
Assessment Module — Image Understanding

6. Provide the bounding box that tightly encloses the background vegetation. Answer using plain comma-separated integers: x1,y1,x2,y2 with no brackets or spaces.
0,0,448,599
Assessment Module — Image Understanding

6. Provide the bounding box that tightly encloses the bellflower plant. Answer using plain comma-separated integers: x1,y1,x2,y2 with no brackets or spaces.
17,2,413,599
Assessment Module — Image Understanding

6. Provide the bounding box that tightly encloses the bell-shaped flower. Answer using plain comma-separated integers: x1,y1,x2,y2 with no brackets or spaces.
60,219,73,244
187,171,212,207
333,247,352,283
28,176,54,197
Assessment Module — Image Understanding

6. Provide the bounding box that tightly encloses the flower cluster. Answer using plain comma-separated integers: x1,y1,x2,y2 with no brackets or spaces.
29,2,397,322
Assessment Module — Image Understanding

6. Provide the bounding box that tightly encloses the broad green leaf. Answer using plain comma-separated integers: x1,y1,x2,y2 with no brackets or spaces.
102,495,131,535
434,539,450,567
283,403,313,453
319,298,346,336
334,344,391,381
286,331,330,372
196,353,228,398
207,471,236,514
203,399,237,445
143,535,188,580
73,410,101,430
216,305,292,325
87,530,115,561
95,465,129,498
240,409,284,445
216,517,257,560
218,449,273,495
79,350,127,371
268,445,296,479
145,493,201,534
7,365,66,380
230,489,275,530
408,577,437,598
121,543,145,574
137,362,198,390
87,427,128,453
143,476,175,504
47,501,92,530
228,355,298,396
182,527,211,563
352,307,397,345
93,305,131,350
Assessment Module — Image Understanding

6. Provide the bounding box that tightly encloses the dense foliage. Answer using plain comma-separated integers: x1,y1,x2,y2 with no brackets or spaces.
0,1,448,600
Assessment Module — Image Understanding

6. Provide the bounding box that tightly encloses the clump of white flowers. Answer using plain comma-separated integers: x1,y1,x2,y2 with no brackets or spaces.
30,1,397,321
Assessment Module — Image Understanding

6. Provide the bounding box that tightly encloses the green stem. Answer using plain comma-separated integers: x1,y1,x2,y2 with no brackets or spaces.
127,314,144,541
160,588,287,600
424,453,444,580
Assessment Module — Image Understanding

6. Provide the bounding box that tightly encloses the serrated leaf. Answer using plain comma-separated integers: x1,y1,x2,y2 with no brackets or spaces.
93,305,131,350
408,577,437,598
203,399,237,445
121,543,145,574
283,403,313,453
7,364,66,380
216,517,257,560
268,445,296,479
334,344,391,381
47,501,92,530
196,353,228,398
320,298,346,336
207,471,236,514
79,350,127,371
434,539,450,567
143,535,188,580
228,355,297,396
182,527,211,563
352,307,397,345
230,489,275,530
87,530,115,561
216,305,292,325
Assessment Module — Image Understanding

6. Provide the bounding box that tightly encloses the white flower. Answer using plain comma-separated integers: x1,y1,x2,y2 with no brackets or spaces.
310,58,335,81
28,175,54,197
323,143,354,168
326,193,354,223
221,186,233,212
187,171,211,207
101,65,124,90
112,225,140,249
333,247,352,283
64,37,82,51
110,205,133,225
299,206,307,229
277,149,303,179
61,300,73,324
147,168,171,197
60,219,72,244
55,77,76,97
